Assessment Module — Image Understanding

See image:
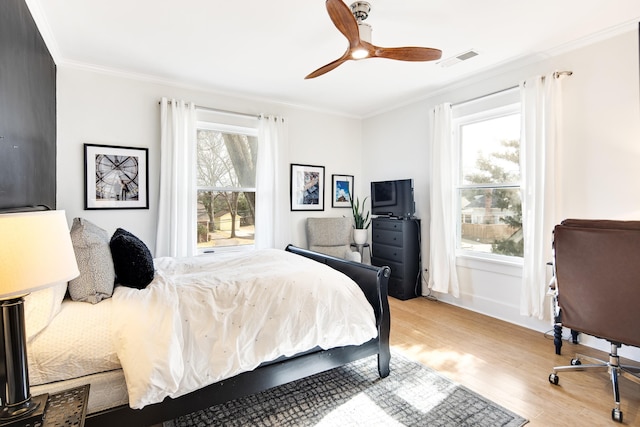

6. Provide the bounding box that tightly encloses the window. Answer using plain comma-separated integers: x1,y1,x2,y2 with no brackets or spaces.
453,94,522,259
196,117,258,252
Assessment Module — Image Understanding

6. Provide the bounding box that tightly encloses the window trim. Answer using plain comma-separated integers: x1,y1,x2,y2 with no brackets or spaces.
197,121,258,137
456,251,523,277
198,186,256,193
195,120,258,255
453,101,522,261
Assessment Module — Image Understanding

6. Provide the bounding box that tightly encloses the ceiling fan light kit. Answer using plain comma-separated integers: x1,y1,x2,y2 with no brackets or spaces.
305,0,442,79
351,48,369,59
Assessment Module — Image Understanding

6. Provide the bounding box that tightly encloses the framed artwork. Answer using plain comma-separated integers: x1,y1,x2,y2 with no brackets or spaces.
290,163,325,211
84,143,149,210
331,174,354,208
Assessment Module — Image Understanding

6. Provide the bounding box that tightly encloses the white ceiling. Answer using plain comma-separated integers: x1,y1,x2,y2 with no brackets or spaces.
27,0,640,117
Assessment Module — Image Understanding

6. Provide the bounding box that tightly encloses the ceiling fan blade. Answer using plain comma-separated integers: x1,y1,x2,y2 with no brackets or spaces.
305,55,350,79
326,0,360,47
306,1,443,78
373,46,443,62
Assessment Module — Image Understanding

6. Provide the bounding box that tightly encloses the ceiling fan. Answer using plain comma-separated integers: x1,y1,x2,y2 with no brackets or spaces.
305,0,442,79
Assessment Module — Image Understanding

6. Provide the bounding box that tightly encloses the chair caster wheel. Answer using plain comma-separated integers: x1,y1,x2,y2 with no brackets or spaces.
612,408,623,423
548,373,559,385
570,358,581,366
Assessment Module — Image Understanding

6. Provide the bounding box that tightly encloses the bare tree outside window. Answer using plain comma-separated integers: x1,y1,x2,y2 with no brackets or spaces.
197,128,257,249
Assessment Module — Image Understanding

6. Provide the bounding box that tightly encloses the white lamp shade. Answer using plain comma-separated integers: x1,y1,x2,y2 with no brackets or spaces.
0,210,79,299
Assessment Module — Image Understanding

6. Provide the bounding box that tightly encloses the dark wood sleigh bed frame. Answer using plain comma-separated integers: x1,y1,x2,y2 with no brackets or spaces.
85,245,391,427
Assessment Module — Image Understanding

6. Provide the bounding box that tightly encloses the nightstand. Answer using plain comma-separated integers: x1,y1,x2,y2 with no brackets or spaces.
43,385,89,427
9,385,90,427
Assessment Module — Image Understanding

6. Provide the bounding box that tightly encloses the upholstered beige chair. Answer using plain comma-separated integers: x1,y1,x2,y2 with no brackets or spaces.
306,217,361,263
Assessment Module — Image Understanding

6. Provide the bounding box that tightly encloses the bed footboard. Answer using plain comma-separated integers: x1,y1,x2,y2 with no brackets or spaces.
284,244,391,377
85,246,391,427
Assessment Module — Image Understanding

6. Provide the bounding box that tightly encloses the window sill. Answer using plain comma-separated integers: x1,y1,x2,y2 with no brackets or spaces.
456,252,523,277
198,245,255,256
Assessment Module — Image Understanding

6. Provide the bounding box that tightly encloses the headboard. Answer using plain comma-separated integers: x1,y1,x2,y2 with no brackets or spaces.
0,0,57,209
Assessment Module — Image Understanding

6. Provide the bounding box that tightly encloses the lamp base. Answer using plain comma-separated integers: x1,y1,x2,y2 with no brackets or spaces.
0,394,48,426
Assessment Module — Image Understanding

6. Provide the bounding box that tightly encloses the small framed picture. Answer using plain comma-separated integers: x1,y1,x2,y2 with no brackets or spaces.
290,163,325,211
331,174,354,208
84,143,149,210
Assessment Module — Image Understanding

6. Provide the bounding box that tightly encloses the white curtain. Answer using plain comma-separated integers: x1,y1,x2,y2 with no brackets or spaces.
520,74,563,318
428,103,460,297
255,114,290,249
156,97,197,258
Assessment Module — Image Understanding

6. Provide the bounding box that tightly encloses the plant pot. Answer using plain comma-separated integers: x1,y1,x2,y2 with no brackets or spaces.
353,229,368,245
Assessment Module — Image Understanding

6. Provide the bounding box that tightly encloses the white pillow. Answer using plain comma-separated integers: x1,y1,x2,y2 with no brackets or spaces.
24,281,67,342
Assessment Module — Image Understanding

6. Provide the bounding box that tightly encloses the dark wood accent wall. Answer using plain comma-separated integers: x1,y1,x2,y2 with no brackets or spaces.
0,0,56,209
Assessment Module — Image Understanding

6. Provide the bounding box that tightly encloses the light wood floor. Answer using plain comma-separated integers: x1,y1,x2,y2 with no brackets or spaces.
389,296,640,426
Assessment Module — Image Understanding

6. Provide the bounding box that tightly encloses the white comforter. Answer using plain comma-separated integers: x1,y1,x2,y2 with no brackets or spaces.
111,249,377,409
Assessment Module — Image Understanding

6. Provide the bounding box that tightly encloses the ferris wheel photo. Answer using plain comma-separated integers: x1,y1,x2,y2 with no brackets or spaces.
84,144,149,210
95,154,139,201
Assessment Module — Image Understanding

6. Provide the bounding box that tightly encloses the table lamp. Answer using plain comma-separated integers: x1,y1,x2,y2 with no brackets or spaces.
0,209,79,425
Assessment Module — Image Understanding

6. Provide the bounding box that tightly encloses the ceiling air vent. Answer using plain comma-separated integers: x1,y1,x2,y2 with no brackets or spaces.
438,49,479,68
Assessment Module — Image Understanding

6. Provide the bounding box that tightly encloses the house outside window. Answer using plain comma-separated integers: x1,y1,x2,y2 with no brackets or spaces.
453,92,522,259
196,120,258,252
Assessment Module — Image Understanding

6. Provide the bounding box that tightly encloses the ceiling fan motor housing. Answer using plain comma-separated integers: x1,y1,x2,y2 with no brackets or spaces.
358,22,372,43
350,1,371,22
351,2,372,42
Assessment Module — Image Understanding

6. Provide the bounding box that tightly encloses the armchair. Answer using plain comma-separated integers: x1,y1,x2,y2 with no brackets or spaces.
548,219,640,423
306,217,361,263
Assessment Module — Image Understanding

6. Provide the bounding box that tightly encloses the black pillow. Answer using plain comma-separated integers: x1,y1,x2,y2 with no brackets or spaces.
110,228,155,289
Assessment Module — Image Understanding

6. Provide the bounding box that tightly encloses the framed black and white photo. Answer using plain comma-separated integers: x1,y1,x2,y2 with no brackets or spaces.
290,163,325,211
331,174,353,208
84,144,149,210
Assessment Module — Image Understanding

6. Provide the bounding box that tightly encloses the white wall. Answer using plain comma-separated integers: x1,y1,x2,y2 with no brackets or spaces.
56,67,362,253
362,27,640,359
361,102,432,256
56,26,640,359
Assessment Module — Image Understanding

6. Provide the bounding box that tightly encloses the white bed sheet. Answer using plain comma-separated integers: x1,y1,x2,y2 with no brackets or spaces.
27,298,120,386
31,369,128,415
113,249,378,409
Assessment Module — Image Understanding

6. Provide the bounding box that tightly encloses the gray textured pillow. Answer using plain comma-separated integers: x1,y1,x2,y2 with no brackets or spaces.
68,218,115,303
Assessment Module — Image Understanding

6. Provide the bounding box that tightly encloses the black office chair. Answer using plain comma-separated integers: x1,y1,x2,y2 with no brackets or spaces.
548,219,640,423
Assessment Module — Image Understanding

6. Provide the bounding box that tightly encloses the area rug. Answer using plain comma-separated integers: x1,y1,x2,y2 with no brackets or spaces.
163,352,528,427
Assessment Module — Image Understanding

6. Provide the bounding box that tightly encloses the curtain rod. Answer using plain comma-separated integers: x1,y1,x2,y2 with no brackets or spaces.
452,85,519,107
553,70,573,78
159,100,259,119
452,70,573,107
196,104,259,119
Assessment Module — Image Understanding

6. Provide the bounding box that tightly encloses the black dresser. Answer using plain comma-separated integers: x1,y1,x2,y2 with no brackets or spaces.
371,217,421,300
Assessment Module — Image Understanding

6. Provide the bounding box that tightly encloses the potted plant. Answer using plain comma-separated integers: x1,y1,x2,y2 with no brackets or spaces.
350,193,370,245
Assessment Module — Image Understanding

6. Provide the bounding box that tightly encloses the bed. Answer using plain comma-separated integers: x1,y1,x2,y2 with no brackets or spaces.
25,244,391,427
